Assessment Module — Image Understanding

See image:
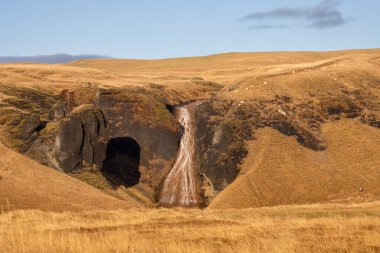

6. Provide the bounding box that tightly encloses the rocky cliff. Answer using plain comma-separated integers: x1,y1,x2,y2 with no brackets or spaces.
194,55,380,205
0,83,180,204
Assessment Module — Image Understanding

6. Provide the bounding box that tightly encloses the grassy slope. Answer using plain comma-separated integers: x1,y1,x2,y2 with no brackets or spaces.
215,53,380,102
0,63,127,91
66,49,380,74
209,119,380,209
1,49,379,98
1,202,380,252
66,49,380,83
0,142,142,211
1,49,380,211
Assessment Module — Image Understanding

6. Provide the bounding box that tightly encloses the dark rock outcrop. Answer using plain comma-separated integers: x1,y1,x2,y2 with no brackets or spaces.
49,103,66,120
95,88,180,190
195,96,355,197
24,86,180,203
51,104,107,172
17,114,42,139
195,101,251,193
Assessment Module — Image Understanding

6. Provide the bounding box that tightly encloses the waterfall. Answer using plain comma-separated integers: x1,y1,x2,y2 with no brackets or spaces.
159,106,197,207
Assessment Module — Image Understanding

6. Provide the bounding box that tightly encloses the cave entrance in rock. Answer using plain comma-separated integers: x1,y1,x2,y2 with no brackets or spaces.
101,137,141,187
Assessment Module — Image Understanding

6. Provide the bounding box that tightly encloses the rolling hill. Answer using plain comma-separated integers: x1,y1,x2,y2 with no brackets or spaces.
0,49,379,210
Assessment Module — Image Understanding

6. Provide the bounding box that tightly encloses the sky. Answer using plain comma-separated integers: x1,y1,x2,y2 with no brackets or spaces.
0,0,379,59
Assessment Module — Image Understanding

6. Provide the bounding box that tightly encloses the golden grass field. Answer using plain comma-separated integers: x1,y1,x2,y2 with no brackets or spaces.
1,202,380,253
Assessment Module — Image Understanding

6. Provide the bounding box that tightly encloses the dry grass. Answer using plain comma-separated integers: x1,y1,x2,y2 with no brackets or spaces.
1,202,380,253
210,119,380,209
1,49,379,102
65,49,380,82
0,142,141,211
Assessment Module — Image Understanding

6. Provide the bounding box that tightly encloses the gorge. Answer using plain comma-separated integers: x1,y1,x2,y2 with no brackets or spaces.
1,50,380,210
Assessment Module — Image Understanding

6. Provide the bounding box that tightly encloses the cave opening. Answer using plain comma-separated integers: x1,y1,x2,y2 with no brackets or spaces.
101,137,141,187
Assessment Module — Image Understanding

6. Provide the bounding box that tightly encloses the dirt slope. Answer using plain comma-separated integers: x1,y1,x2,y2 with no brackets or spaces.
0,142,142,211
209,119,380,209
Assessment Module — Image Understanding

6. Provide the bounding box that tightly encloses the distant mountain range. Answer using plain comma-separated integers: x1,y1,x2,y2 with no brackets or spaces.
0,54,111,64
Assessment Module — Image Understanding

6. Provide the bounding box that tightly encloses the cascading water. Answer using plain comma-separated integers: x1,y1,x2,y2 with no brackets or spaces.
159,105,198,207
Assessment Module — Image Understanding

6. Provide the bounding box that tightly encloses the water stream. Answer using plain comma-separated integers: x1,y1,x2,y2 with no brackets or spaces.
159,105,198,207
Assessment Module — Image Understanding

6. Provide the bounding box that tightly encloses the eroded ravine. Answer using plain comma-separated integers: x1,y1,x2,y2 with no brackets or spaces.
159,104,199,207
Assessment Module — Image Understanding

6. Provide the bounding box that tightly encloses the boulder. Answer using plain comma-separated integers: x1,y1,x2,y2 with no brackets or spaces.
14,114,42,139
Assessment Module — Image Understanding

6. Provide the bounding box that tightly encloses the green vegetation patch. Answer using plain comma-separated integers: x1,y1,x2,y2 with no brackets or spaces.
71,170,113,191
40,121,60,136
0,85,58,113
0,84,60,152
193,79,224,90
153,98,173,126
0,108,25,126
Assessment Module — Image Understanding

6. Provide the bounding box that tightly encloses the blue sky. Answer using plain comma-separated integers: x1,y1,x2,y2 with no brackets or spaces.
0,0,379,59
